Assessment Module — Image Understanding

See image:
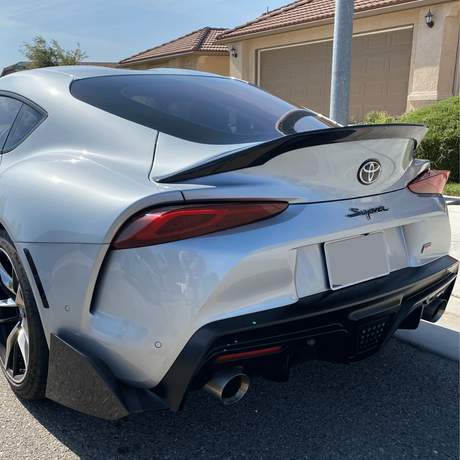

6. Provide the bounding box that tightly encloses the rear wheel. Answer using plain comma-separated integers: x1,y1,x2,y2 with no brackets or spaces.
0,231,48,399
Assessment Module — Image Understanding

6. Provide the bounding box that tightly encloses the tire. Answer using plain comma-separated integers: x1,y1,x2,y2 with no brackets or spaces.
0,230,48,399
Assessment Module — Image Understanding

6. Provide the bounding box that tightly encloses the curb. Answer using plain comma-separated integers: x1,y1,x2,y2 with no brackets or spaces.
393,295,460,362
394,322,459,362
444,195,460,205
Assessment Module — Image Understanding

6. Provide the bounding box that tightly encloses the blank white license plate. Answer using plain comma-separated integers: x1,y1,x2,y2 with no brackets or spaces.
325,232,390,290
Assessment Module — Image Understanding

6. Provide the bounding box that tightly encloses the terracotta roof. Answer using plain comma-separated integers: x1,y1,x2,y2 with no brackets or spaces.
216,0,420,40
120,27,228,65
0,61,30,77
82,62,119,67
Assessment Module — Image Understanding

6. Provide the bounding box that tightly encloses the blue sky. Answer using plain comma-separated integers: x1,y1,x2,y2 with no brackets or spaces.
0,0,287,71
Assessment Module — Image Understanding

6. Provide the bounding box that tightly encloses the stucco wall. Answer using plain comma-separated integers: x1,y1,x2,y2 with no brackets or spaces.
454,28,460,95
127,58,180,70
196,55,229,76
123,54,229,75
227,1,459,111
408,2,459,108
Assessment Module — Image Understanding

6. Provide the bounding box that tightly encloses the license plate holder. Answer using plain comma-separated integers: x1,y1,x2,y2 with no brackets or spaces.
325,232,390,290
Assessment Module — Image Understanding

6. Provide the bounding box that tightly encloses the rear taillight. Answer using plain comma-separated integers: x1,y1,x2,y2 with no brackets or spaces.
112,202,288,249
407,170,450,195
215,346,283,362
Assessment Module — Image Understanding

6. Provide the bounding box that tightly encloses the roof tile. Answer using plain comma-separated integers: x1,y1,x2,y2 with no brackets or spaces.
217,0,420,40
120,27,228,64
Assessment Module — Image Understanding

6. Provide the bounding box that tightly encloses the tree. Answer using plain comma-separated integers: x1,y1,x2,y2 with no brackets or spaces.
19,36,88,69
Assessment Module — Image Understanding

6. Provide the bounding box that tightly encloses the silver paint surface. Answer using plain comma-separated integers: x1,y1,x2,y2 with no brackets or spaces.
0,66,452,389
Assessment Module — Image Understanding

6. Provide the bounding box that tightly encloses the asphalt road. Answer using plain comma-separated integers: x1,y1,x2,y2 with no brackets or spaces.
0,339,458,460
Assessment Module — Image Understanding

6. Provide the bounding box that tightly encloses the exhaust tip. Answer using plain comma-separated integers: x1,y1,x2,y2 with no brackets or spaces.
204,369,249,405
422,298,447,323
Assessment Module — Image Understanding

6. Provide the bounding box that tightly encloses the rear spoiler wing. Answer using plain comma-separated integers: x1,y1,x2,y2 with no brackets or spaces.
155,124,428,184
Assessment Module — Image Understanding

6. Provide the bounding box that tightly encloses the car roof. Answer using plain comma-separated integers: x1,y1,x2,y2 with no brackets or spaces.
3,66,220,81
0,66,228,108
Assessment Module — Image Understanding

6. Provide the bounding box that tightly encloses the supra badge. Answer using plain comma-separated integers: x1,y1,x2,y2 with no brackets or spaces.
347,206,389,220
358,160,382,185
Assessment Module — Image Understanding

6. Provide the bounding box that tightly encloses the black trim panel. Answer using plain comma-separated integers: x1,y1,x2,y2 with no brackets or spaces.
46,334,169,420
23,248,50,309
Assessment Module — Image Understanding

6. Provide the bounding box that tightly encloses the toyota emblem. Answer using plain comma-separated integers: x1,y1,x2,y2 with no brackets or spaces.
358,160,382,185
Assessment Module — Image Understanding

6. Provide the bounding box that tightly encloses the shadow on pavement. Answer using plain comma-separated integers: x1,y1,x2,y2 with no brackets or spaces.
17,339,459,460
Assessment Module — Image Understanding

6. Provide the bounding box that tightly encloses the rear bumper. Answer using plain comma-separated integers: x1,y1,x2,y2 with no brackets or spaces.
46,255,458,418
154,255,458,411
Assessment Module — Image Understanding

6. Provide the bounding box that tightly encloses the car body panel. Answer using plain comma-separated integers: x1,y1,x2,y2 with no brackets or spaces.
0,67,456,419
151,127,430,204
86,189,449,387
0,72,184,244
150,133,262,178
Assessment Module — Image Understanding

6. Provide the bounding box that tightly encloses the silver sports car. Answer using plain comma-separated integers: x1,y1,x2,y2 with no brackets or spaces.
0,66,457,419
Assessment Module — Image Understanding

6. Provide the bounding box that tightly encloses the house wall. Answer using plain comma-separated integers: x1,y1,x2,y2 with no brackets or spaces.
408,2,459,108
123,55,229,75
227,1,459,111
196,55,229,76
454,28,460,96
125,58,177,70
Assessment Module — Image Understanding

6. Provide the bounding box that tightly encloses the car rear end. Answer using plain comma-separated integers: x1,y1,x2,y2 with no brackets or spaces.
51,70,458,416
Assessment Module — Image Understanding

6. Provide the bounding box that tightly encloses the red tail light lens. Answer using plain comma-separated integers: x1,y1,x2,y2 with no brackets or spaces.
215,346,283,362
407,170,450,195
112,202,288,249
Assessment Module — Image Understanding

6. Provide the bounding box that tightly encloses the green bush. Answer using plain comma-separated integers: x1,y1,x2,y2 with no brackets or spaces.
361,97,459,182
398,96,459,182
361,110,396,124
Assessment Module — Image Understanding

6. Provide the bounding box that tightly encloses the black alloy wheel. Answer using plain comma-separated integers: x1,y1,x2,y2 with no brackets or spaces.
0,231,48,399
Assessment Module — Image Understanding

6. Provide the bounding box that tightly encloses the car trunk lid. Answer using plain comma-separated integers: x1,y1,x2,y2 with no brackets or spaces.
151,124,429,204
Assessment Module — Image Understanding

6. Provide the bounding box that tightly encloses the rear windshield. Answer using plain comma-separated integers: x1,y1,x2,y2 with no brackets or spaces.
71,74,336,144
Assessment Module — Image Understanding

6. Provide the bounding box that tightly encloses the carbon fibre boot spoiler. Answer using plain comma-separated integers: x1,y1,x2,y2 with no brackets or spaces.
155,124,428,184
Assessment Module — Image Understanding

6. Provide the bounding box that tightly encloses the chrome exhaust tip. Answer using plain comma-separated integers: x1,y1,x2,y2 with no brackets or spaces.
203,369,249,404
422,298,447,323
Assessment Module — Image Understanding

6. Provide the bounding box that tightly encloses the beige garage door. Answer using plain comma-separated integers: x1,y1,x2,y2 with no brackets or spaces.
259,28,413,122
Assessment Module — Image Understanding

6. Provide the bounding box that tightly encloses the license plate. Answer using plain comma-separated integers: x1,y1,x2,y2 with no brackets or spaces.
325,232,390,290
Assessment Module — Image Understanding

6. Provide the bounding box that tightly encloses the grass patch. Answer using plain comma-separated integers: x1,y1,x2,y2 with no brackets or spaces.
444,182,460,197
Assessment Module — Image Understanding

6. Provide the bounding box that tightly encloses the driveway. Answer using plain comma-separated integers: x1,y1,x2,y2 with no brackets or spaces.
1,337,458,459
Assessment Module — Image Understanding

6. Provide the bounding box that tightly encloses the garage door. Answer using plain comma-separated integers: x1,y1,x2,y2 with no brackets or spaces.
259,28,413,122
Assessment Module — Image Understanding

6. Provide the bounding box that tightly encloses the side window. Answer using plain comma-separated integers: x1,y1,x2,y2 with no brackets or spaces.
3,104,43,151
0,96,22,150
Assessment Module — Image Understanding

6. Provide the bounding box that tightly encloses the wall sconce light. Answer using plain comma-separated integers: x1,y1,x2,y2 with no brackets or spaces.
230,46,238,58
425,10,434,28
